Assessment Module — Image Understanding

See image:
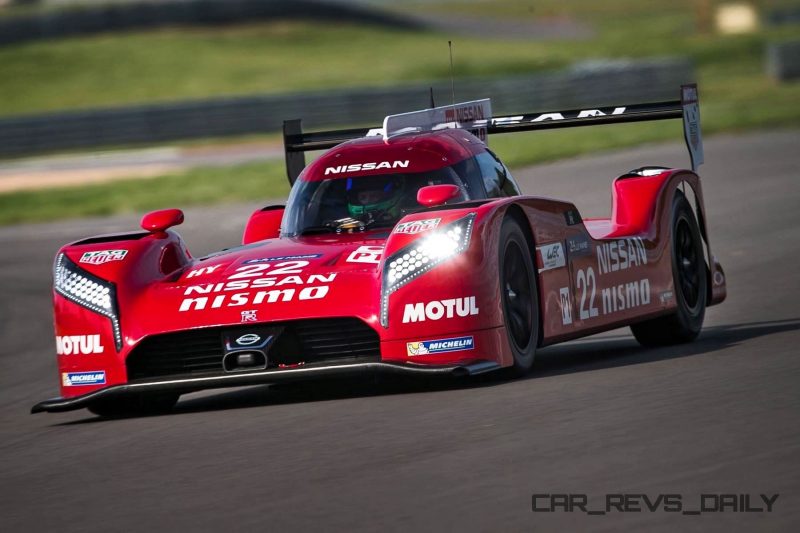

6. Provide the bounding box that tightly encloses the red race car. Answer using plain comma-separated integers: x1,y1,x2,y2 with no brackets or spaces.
33,84,725,416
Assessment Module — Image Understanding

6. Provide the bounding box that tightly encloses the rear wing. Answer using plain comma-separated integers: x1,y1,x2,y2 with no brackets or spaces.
283,84,703,185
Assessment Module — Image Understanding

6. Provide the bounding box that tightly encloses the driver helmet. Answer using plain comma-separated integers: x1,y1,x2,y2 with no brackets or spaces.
346,176,404,219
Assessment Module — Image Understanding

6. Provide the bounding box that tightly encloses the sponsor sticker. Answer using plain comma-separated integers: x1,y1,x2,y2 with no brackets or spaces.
56,334,104,355
180,280,334,312
62,371,106,387
402,296,479,323
559,287,573,325
659,290,674,304
384,99,491,142
241,310,258,322
596,237,647,275
406,336,474,356
600,278,651,315
244,254,322,264
564,209,582,226
225,329,277,352
681,83,704,171
325,161,410,176
537,242,566,272
186,264,223,278
566,234,591,258
80,250,127,265
393,218,441,235
235,333,261,345
347,245,383,264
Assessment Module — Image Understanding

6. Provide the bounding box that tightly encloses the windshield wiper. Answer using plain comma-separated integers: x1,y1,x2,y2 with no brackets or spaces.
299,225,336,235
362,220,395,230
301,218,395,236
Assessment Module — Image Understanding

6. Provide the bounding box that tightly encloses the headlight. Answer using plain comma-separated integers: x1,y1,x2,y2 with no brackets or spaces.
380,213,475,327
54,253,122,350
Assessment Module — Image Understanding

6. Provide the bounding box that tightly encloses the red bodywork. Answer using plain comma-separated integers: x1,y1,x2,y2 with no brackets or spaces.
46,129,726,404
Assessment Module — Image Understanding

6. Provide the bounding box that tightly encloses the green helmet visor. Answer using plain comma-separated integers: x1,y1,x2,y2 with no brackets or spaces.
348,197,398,217
347,178,403,218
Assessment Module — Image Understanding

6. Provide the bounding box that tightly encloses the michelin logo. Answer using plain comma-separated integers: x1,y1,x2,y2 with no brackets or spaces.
406,336,474,356
62,371,106,387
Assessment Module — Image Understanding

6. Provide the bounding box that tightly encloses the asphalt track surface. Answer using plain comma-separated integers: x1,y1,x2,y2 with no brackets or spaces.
1,130,798,532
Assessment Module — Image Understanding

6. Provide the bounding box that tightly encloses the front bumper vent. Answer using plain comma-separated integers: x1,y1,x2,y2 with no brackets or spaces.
126,318,380,381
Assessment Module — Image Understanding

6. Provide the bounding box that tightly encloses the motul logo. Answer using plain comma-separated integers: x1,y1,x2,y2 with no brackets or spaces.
402,296,479,323
56,335,104,355
324,160,410,175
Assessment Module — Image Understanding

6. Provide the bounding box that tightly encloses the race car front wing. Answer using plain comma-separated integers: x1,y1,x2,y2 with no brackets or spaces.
31,359,501,413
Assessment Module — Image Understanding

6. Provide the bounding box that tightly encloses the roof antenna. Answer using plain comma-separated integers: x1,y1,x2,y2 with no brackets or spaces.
429,86,435,108
448,40,456,106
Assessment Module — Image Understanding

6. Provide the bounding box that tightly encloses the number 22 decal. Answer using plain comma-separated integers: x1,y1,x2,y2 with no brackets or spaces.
576,267,599,320
228,261,309,279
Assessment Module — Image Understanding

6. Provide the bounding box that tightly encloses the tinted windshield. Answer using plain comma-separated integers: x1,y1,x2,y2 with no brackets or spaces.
282,162,478,237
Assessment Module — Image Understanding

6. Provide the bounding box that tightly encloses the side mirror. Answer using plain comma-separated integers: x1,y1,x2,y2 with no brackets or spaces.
243,206,284,244
417,184,461,207
141,208,184,233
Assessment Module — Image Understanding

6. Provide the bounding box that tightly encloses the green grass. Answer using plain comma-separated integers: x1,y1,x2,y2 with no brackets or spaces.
0,0,798,225
1,4,797,117
0,160,289,226
0,22,568,116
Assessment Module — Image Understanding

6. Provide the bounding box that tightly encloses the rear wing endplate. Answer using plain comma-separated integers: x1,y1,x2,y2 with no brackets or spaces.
283,84,703,185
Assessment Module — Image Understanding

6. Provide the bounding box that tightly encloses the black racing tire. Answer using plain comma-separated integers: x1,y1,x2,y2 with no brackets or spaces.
499,215,539,376
88,392,180,418
631,191,707,346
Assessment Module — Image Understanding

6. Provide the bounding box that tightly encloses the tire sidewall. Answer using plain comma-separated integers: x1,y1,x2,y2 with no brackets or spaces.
499,217,538,373
670,194,707,335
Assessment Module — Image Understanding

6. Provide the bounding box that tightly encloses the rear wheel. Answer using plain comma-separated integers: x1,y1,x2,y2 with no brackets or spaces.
88,392,180,418
499,216,538,376
631,192,707,346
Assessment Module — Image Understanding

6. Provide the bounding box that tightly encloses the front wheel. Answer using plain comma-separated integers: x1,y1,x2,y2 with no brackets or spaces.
499,216,539,376
631,192,707,346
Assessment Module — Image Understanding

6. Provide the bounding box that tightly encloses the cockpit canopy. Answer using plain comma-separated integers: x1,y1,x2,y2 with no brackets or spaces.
281,131,521,237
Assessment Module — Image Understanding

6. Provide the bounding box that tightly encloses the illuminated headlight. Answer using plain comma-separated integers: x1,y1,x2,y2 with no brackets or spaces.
381,213,475,327
54,253,122,350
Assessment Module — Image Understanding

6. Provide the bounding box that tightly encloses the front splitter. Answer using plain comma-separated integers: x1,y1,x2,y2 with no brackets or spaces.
32,360,501,413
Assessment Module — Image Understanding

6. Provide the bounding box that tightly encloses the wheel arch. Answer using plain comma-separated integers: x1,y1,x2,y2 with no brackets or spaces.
615,168,724,306
501,203,544,348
